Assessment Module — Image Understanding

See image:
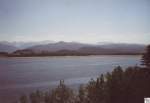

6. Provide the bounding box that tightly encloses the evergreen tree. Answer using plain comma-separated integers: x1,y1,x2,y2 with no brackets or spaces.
77,85,86,103
50,80,74,103
141,45,150,68
20,95,28,103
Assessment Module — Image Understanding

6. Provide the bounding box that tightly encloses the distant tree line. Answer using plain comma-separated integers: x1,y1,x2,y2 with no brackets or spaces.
0,52,9,56
14,45,150,103
0,47,145,57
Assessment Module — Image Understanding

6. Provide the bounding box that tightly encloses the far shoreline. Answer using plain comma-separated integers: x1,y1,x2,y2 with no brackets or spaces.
0,54,142,58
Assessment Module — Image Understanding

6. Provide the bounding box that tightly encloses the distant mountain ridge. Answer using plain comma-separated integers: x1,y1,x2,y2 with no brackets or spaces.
27,42,145,53
27,41,92,53
0,43,18,53
0,41,147,56
0,40,54,49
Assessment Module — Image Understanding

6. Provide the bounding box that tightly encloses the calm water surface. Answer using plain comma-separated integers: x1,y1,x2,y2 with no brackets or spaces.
0,55,141,102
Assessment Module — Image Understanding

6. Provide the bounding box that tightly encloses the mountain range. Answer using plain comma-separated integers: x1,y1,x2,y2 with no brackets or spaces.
0,43,18,53
0,41,146,56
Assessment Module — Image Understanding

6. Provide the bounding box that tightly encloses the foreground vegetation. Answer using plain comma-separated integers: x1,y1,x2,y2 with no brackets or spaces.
16,45,150,103
17,66,150,103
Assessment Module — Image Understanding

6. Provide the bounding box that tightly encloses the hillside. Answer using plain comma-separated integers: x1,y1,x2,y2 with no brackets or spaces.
9,42,146,56
0,43,18,53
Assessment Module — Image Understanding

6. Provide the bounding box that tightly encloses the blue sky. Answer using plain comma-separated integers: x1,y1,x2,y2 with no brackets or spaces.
0,0,150,44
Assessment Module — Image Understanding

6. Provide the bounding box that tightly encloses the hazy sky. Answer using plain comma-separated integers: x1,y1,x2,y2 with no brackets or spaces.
0,0,150,44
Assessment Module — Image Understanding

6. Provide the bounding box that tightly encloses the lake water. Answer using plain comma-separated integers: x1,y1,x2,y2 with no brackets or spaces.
0,55,141,103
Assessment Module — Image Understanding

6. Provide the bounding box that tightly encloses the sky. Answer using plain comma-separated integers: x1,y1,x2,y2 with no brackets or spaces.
0,0,150,44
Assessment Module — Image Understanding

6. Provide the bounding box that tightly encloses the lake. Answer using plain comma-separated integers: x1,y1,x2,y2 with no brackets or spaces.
0,55,141,103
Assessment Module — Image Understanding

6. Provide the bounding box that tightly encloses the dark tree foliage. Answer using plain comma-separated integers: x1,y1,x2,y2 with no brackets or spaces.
17,66,150,103
107,66,150,103
86,74,106,103
48,80,74,103
19,95,28,103
30,90,44,103
22,80,75,103
141,45,150,68
77,85,87,103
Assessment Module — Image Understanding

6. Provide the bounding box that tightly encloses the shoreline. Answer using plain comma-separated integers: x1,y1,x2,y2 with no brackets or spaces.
0,54,142,58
